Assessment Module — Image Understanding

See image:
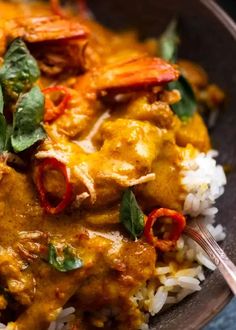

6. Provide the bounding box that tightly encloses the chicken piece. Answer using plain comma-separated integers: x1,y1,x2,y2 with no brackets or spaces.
36,118,164,210
83,118,163,208
0,247,35,307
73,240,156,329
0,163,42,246
116,93,175,129
97,119,162,177
175,113,211,152
135,140,184,212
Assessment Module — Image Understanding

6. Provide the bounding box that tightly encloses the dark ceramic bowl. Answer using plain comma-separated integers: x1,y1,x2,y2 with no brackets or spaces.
86,0,236,329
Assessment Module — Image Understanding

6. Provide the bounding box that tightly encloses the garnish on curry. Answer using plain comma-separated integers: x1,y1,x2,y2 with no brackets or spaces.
0,1,225,329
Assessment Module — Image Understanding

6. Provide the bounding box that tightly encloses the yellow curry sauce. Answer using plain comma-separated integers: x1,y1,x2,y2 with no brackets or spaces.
0,1,223,329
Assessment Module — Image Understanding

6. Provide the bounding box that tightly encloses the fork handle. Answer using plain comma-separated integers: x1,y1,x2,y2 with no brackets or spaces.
185,224,236,296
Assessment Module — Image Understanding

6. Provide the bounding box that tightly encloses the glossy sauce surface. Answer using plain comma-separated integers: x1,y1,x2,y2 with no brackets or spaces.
0,1,213,329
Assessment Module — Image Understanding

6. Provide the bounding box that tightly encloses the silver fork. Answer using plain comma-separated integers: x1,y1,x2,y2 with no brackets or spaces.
184,219,236,295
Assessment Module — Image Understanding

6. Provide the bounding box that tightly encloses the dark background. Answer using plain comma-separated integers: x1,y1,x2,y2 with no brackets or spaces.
204,2,235,330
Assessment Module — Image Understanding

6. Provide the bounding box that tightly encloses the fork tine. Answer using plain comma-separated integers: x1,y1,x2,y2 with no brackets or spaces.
184,219,236,295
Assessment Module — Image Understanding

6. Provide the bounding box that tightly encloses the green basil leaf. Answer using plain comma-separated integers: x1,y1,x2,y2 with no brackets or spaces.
159,20,196,120
159,19,179,63
0,38,40,100
168,75,197,120
48,243,83,272
120,188,145,240
0,114,7,153
5,125,13,151
11,86,46,153
0,85,12,152
0,120,12,153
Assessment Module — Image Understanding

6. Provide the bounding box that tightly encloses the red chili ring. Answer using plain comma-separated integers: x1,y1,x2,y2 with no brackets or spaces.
35,158,72,215
43,86,71,123
144,208,186,252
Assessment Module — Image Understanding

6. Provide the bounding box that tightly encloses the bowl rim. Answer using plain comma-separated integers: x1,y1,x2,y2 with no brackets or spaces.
200,0,236,39
194,287,232,329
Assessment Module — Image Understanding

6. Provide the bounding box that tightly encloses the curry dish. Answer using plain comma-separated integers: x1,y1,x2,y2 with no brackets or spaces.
0,1,226,330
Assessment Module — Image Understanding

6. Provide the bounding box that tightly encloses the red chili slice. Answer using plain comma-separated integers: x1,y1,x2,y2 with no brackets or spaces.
35,158,72,215
144,208,186,252
43,86,71,123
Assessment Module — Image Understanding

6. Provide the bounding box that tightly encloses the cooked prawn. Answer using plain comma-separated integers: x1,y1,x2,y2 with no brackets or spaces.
1,15,89,75
6,15,89,43
48,55,179,138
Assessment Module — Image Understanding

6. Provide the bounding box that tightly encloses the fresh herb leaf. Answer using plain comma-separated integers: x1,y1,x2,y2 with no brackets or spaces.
159,19,179,63
120,188,145,240
0,38,40,100
159,20,196,120
0,40,45,154
0,115,7,152
5,125,13,151
0,119,12,153
168,75,197,120
48,243,83,272
11,86,46,153
0,85,13,152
